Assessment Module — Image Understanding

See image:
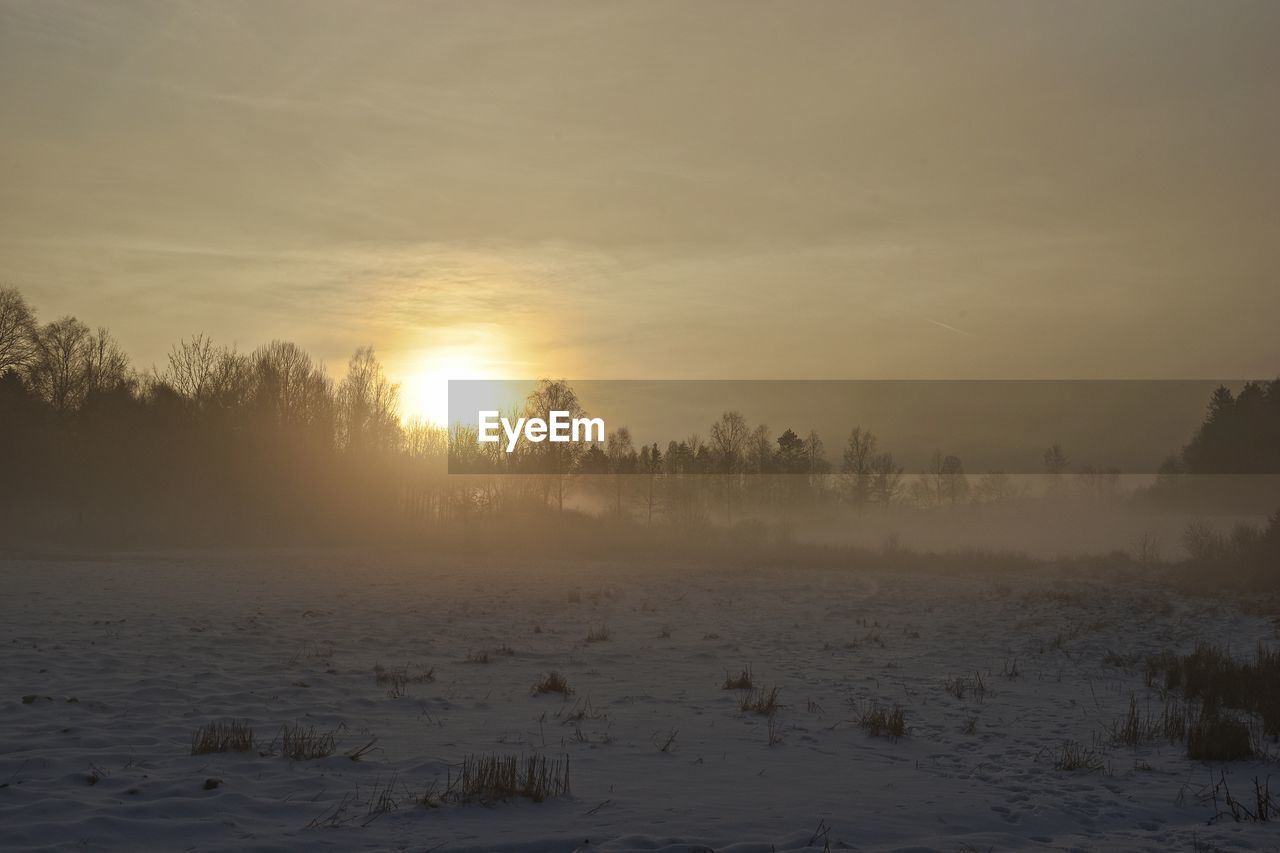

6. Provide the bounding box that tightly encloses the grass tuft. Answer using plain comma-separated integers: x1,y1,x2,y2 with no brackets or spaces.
278,722,337,760
722,665,754,690
1188,713,1252,762
739,685,781,716
191,719,254,755
943,671,987,702
426,753,571,805
532,671,573,696
858,704,907,740
374,662,434,698
1053,740,1104,772
1147,642,1280,738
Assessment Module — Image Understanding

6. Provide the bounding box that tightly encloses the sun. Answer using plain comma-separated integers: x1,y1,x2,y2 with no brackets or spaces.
395,327,535,427
397,349,488,426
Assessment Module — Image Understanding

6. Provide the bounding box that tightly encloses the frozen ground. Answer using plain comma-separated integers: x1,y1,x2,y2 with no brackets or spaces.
1,551,1278,852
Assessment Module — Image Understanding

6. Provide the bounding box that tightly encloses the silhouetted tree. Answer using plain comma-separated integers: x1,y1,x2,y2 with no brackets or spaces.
840,427,877,508
524,378,588,510
0,287,36,375
26,317,130,413
975,470,1018,504
165,334,224,408
869,452,903,506
1043,443,1069,494
252,340,333,433
336,347,401,455
775,428,807,474
940,455,969,505
605,426,637,517
1182,381,1280,474
639,442,662,524
710,410,749,522
913,450,969,507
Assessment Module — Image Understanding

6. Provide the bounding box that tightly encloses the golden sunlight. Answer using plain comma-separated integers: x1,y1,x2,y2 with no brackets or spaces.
398,348,495,426
393,324,533,426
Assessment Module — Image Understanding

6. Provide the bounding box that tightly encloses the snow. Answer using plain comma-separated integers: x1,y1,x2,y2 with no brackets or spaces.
1,552,1277,852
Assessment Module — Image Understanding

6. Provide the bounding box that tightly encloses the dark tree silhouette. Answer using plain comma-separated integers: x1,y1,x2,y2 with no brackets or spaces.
0,287,36,375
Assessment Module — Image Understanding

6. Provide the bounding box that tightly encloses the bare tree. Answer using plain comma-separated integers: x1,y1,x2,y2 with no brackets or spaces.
1043,443,1069,494
604,426,636,517
913,450,969,507
1043,443,1069,475
166,334,221,405
639,442,662,523
802,429,828,504
26,317,130,412
747,423,773,474
869,452,903,506
524,378,587,510
840,427,877,509
336,346,401,454
26,317,87,412
0,287,36,375
709,410,749,522
939,454,970,505
252,340,333,432
82,325,130,398
209,348,254,411
975,470,1019,504
745,423,773,508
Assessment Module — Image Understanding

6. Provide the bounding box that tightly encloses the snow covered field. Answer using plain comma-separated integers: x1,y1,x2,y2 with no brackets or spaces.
2,552,1278,852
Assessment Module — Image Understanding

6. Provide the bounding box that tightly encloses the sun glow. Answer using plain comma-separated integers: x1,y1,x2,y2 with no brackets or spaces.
397,347,497,427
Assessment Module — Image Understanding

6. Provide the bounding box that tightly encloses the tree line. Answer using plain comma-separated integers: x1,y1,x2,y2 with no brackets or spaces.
1,286,1274,543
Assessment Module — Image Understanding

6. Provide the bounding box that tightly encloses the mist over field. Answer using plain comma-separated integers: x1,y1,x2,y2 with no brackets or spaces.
2,1,1280,851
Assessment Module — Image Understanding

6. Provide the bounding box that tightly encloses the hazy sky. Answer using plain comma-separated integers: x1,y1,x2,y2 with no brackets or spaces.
2,0,1277,417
